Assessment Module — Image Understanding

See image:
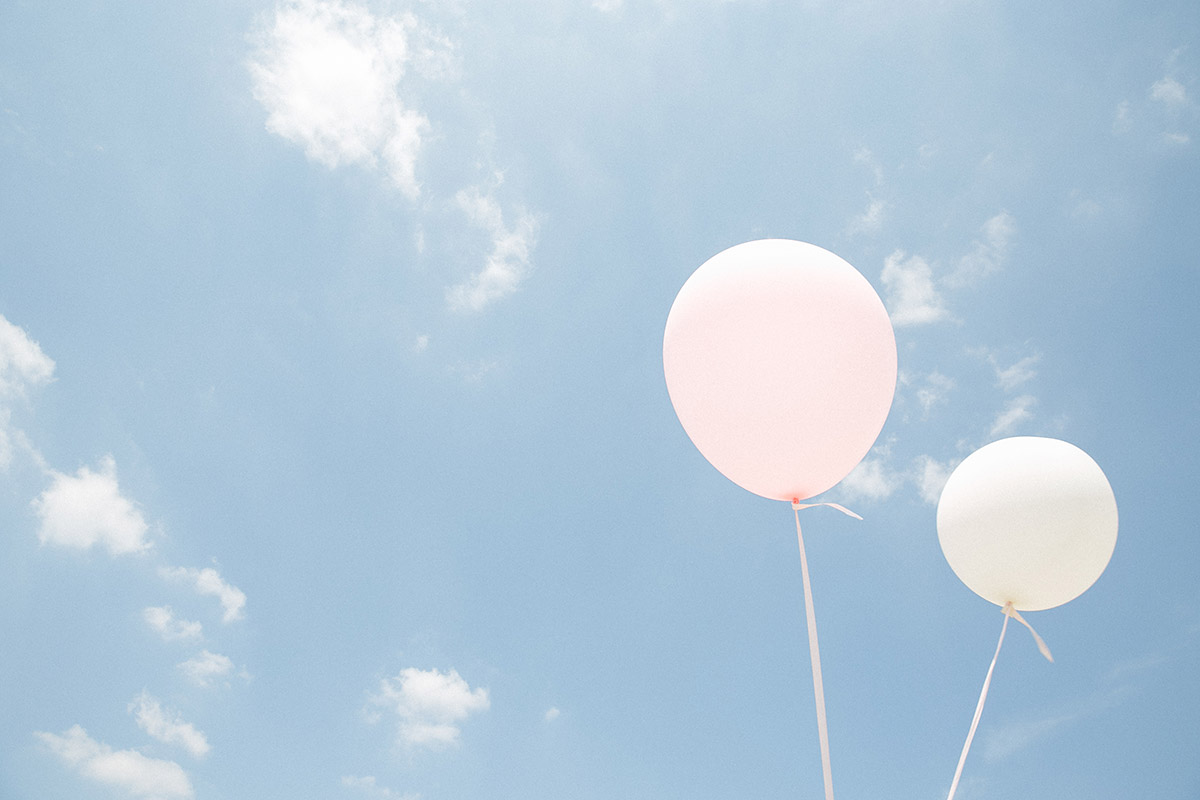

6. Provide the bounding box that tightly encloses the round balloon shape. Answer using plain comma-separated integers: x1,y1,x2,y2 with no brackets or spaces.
937,436,1118,612
663,239,897,501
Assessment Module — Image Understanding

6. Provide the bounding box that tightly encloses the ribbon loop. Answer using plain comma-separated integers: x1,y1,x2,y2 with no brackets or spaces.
1003,603,1054,662
791,500,864,521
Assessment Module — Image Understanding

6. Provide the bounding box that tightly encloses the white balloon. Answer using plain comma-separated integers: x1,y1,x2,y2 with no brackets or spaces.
937,437,1118,612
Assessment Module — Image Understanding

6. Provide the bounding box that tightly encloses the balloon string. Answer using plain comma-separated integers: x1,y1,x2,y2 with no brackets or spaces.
1005,605,1053,662
792,501,836,800
946,608,1010,800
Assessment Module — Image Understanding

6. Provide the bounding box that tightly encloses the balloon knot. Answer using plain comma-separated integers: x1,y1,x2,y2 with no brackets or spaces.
791,499,801,510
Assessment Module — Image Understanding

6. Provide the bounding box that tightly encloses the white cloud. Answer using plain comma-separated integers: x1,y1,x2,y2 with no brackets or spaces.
129,692,210,759
33,456,151,555
1164,131,1191,145
838,456,903,502
913,455,956,505
847,195,885,236
1150,76,1188,109
950,211,1015,287
880,250,949,326
447,186,539,311
990,394,1036,437
915,371,954,414
592,0,624,13
342,775,418,799
143,607,203,642
178,650,235,688
544,707,561,722
414,334,429,353
993,353,1039,391
248,0,450,198
0,313,55,397
159,566,246,623
369,667,490,749
1113,99,1133,134
0,409,13,470
983,713,1076,762
35,725,193,800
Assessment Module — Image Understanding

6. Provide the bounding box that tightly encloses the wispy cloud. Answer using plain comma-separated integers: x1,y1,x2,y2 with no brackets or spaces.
369,667,490,749
989,394,1036,437
544,706,561,722
143,606,203,642
1150,76,1188,109
129,692,210,759
949,211,1015,287
159,566,246,623
982,712,1077,762
915,371,955,414
846,148,885,236
912,455,956,505
0,313,54,397
178,650,239,688
881,250,950,326
342,775,418,799
248,0,453,198
32,456,151,555
847,196,886,236
447,185,539,311
838,456,903,502
992,353,1039,392
35,725,193,800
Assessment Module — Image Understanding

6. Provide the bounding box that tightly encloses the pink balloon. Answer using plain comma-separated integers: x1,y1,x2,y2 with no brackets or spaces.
663,239,897,501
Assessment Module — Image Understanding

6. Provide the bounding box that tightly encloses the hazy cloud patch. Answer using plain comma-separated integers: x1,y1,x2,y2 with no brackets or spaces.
342,775,418,799
369,667,490,749
0,313,54,397
33,456,150,555
248,0,453,198
143,607,203,642
447,185,539,312
881,250,949,326
990,394,1036,437
178,650,240,689
838,456,903,502
36,725,193,800
913,455,956,505
129,692,210,759
950,212,1015,287
159,566,246,623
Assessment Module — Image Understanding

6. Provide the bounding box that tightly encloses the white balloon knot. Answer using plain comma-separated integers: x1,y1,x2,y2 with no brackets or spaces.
792,499,801,510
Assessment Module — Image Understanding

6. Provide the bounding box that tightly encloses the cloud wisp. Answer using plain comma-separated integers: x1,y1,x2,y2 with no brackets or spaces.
447,185,539,312
881,250,950,327
839,456,904,503
342,775,418,799
35,725,193,800
248,0,451,198
143,607,203,642
129,692,210,759
159,566,246,623
178,650,238,689
32,456,151,555
369,667,490,749
949,212,1015,288
0,313,54,398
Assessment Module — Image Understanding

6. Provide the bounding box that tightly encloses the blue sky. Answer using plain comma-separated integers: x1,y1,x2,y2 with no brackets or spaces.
2,1,1198,798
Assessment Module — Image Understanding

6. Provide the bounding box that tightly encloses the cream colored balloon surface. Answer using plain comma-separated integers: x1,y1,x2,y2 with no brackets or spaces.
936,436,1118,612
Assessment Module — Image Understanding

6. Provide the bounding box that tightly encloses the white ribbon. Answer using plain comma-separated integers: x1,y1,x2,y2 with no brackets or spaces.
791,500,858,800
945,602,1052,800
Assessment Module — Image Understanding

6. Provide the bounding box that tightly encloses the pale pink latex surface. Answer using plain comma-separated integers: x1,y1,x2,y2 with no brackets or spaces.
663,239,897,501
